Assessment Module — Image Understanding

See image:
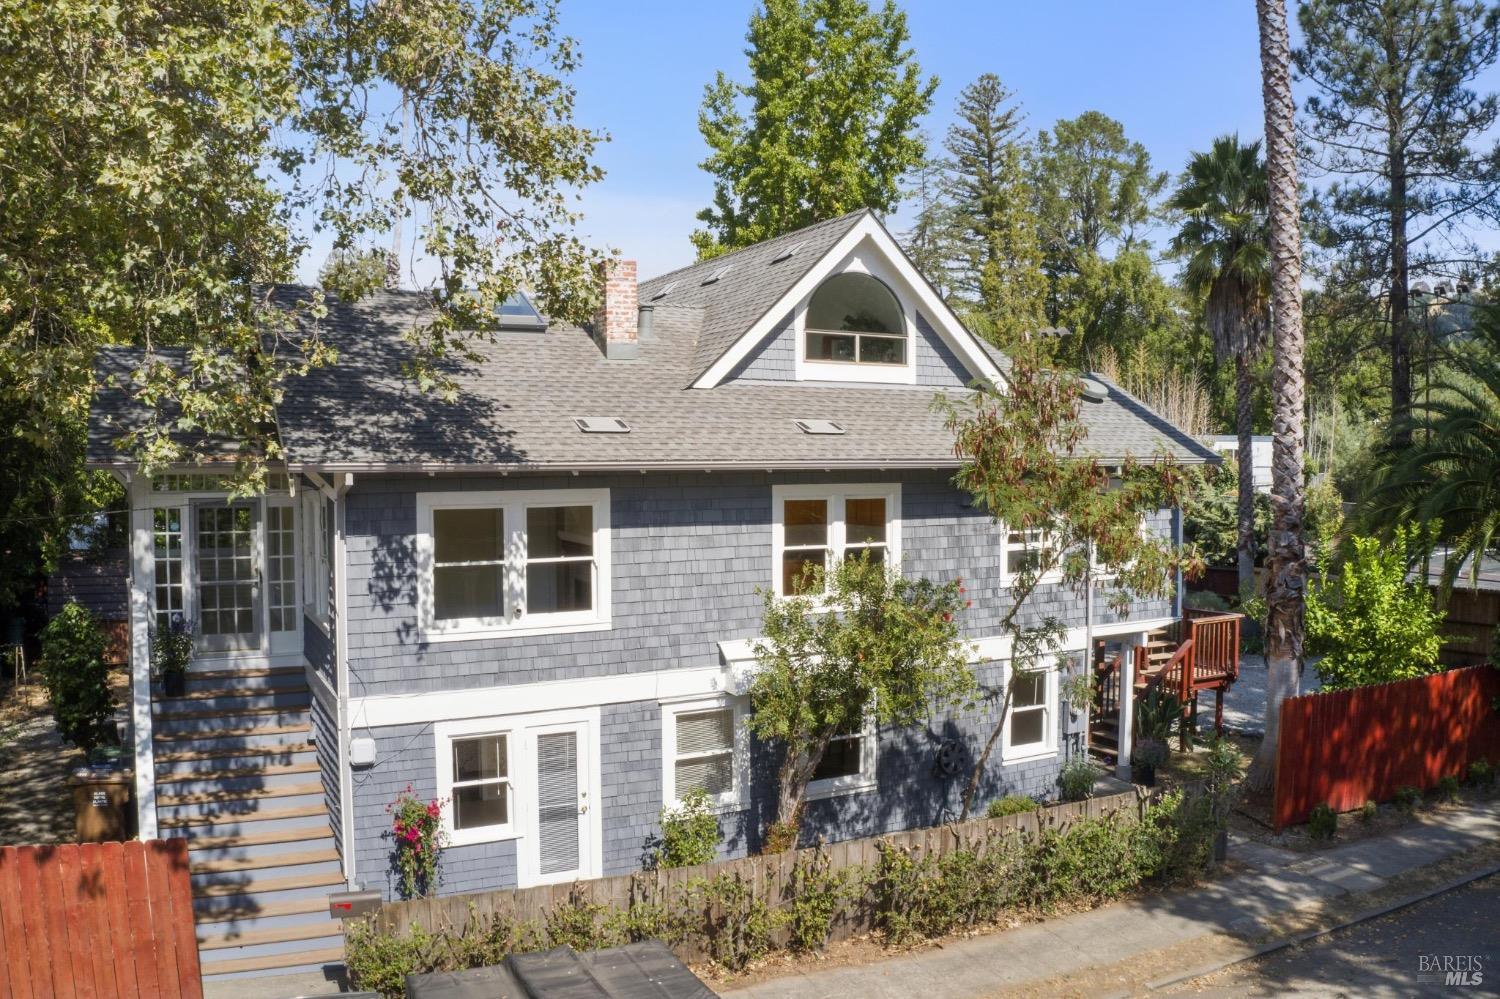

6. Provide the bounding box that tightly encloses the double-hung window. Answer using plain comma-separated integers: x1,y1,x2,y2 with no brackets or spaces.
662,697,747,810
450,733,511,833
1002,525,1062,586
1004,666,1057,761
808,716,877,799
772,484,901,598
418,488,610,639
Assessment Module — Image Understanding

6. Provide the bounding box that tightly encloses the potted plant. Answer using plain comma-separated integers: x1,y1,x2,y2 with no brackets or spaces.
151,615,193,698
1130,737,1168,787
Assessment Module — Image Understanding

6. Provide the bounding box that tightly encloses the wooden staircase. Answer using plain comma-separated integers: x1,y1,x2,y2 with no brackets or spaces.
152,663,343,981
1090,612,1244,761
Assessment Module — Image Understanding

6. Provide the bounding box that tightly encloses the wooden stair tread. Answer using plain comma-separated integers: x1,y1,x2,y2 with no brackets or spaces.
154,722,311,742
184,666,306,681
200,945,345,977
157,761,318,784
191,847,338,875
187,822,331,851
155,741,315,763
194,896,328,924
192,868,345,899
154,704,306,721
198,920,343,951
157,683,309,701
161,802,328,829
159,781,324,806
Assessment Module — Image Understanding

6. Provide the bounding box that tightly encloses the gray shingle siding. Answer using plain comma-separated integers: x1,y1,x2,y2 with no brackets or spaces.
915,313,972,388
311,687,343,865
305,612,334,683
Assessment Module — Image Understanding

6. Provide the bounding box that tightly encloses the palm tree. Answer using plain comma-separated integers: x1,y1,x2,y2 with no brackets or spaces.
1362,323,1500,590
1169,136,1270,594
1249,0,1309,792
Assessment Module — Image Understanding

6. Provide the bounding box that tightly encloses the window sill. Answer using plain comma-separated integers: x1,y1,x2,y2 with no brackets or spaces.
444,824,520,848
805,776,878,802
668,794,747,816
421,618,612,644
1001,745,1060,766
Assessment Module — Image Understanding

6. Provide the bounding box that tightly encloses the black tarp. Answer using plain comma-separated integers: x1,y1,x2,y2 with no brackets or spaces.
404,942,718,999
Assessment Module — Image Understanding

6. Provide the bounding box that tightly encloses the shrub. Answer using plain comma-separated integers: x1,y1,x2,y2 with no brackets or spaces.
987,794,1039,818
1467,759,1494,787
1436,775,1461,803
694,871,776,970
1134,687,1181,744
1359,800,1378,823
1308,803,1338,840
1131,737,1169,770
387,786,446,900
1184,589,1231,613
1393,785,1422,813
654,789,720,869
1058,757,1098,802
781,848,851,954
1306,527,1444,690
38,602,114,753
149,618,193,679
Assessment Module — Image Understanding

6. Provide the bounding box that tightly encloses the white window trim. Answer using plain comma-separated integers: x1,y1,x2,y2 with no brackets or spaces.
999,524,1065,588
415,488,611,642
793,252,918,385
433,707,603,868
806,714,878,800
660,694,750,813
301,490,334,635
770,483,902,599
1001,662,1059,764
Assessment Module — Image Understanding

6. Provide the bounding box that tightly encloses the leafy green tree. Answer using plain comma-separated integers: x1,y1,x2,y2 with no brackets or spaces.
692,0,936,256
39,602,114,753
0,0,606,603
1306,528,1444,690
899,143,961,297
1052,246,1184,366
1361,319,1500,588
1182,458,1269,569
1296,0,1500,444
939,342,1199,819
749,554,974,848
1168,135,1271,593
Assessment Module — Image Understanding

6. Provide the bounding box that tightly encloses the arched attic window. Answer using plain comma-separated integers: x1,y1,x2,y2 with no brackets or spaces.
804,272,907,365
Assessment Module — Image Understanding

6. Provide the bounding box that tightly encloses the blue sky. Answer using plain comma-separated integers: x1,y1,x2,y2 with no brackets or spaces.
294,2,1276,284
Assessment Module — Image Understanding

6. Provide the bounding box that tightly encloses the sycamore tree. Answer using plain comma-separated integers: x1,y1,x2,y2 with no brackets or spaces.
939,343,1201,820
692,0,936,256
749,554,974,850
0,0,605,603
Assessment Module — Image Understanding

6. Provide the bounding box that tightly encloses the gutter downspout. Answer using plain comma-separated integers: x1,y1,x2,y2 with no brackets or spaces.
127,471,158,840
1083,541,1094,762
333,474,356,888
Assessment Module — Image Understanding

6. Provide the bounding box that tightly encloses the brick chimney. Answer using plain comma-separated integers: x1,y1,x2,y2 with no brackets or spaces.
592,259,639,360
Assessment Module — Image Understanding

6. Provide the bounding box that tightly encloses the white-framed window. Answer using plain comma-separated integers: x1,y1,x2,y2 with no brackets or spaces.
807,715,877,800
803,272,908,366
1003,664,1058,762
151,507,186,633
301,488,334,631
449,732,513,838
661,696,749,811
771,484,901,598
416,488,610,641
1001,525,1063,586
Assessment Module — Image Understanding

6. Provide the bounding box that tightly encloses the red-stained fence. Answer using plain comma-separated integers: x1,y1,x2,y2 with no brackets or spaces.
0,839,202,999
1274,665,1500,829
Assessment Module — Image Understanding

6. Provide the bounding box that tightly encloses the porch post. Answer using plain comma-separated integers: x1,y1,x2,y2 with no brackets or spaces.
127,473,158,840
1115,637,1135,783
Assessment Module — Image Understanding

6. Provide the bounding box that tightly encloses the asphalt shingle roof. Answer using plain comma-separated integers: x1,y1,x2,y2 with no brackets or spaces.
87,214,1218,472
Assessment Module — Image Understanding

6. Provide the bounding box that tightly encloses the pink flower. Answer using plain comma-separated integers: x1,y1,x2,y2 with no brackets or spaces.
427,801,441,818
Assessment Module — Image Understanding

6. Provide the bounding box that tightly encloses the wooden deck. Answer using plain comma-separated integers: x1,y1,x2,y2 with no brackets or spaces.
1091,610,1244,759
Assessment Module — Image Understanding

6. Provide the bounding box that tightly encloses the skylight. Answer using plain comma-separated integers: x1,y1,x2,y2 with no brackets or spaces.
771,241,805,264
496,290,545,331
1079,376,1109,404
574,417,631,434
650,281,677,301
701,266,732,286
794,419,845,435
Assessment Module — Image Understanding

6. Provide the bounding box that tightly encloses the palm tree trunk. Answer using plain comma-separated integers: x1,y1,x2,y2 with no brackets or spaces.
1249,0,1307,793
1234,351,1257,594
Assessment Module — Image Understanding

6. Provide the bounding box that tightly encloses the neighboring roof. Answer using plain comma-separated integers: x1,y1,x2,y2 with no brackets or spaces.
639,211,867,380
1417,550,1500,593
87,214,1220,473
1205,435,1273,446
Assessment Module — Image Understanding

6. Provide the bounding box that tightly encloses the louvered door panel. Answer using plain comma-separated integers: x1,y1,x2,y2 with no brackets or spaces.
536,731,580,876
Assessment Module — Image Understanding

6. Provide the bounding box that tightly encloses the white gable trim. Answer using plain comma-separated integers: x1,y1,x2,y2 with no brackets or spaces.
693,214,1005,389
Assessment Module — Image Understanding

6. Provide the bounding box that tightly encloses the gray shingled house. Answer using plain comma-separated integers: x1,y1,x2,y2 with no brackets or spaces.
86,209,1218,979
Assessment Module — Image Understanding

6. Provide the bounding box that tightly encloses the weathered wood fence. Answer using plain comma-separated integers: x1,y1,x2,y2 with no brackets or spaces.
1274,665,1500,829
374,787,1141,958
0,839,202,999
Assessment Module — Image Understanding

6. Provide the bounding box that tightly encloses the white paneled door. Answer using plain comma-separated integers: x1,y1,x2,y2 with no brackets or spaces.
519,717,598,887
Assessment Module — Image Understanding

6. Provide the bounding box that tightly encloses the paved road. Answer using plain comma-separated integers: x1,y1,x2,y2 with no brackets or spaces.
1165,874,1499,997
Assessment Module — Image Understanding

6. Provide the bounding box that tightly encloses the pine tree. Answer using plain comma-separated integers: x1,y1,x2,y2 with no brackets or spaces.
942,75,1046,346
692,0,937,256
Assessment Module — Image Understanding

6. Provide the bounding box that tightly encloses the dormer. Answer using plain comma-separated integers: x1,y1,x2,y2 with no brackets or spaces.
796,253,916,384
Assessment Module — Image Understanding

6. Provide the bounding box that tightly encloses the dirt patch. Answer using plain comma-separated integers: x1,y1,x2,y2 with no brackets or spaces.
1229,781,1499,854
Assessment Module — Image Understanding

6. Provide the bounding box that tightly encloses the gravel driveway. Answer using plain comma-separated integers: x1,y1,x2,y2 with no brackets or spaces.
1206,653,1322,736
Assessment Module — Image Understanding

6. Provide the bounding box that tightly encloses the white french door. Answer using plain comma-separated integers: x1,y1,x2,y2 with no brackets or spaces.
518,718,599,887
192,501,263,653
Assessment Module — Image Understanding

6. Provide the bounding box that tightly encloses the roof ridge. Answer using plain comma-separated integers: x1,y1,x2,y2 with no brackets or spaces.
639,209,871,288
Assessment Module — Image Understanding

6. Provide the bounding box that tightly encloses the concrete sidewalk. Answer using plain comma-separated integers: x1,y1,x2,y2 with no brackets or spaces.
726,802,1500,999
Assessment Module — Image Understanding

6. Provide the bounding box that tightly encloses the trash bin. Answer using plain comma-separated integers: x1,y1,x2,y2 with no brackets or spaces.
69,766,133,842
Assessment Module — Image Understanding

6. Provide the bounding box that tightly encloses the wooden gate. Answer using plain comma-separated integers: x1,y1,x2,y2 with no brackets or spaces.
0,839,202,999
